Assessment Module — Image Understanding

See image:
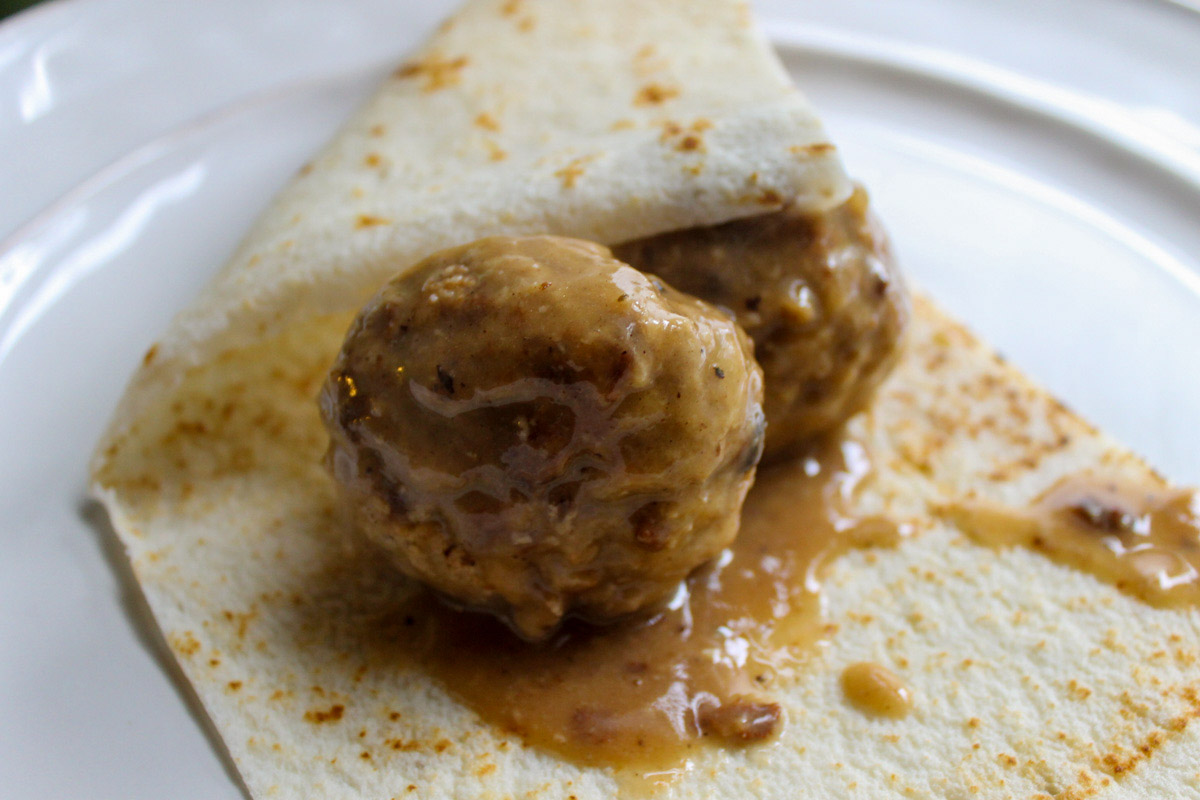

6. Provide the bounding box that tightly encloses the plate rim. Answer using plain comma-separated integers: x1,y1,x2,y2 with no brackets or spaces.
4,1,1200,796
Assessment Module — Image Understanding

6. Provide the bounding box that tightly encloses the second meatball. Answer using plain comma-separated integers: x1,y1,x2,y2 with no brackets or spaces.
615,187,907,461
320,236,765,640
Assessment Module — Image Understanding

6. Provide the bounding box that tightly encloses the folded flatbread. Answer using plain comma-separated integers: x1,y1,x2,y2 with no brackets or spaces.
91,0,1200,797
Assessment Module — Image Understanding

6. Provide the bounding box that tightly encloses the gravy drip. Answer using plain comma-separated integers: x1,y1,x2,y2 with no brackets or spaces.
399,436,901,772
948,475,1200,607
840,662,913,719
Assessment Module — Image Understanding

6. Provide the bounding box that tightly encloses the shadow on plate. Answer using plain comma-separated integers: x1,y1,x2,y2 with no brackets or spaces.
79,497,251,800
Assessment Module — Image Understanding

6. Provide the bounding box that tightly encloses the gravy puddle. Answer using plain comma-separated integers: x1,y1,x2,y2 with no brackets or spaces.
398,436,903,775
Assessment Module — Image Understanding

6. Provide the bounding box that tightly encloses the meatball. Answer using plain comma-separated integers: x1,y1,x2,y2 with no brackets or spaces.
614,186,907,461
320,236,765,640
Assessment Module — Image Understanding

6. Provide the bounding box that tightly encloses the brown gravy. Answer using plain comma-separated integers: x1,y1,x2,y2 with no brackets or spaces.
840,662,913,719
947,475,1200,607
398,436,901,774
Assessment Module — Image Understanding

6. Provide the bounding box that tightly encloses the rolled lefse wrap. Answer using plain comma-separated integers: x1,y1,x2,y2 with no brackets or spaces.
90,0,1200,798
95,0,850,440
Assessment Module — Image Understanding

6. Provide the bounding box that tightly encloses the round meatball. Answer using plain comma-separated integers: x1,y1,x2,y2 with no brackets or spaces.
614,186,907,461
320,236,765,640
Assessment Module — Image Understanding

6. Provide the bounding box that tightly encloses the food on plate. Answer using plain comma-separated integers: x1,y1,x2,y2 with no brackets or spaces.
840,662,913,719
89,0,1200,797
319,235,764,639
383,428,901,769
948,473,1200,606
615,185,907,461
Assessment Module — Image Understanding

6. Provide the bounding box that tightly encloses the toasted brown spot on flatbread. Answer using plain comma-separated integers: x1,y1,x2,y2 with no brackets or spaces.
304,704,345,724
755,188,783,206
633,43,668,75
791,142,837,157
385,738,422,752
1067,679,1093,700
635,83,680,106
220,607,257,639
474,112,501,131
356,214,392,229
393,55,470,92
554,156,595,188
659,119,710,154
170,631,201,657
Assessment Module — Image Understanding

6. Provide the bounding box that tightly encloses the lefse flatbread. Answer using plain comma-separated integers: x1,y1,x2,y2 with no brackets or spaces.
91,1,1200,798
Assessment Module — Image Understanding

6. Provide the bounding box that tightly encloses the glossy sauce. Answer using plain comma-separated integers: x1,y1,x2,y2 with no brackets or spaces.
400,436,902,774
840,662,913,719
614,186,908,462
948,475,1200,607
322,235,764,641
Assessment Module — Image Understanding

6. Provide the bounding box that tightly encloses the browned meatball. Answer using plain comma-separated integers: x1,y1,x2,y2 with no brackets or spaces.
614,187,907,461
320,236,764,640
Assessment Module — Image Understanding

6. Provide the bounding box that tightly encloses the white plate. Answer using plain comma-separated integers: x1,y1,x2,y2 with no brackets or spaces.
2,1,1199,796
